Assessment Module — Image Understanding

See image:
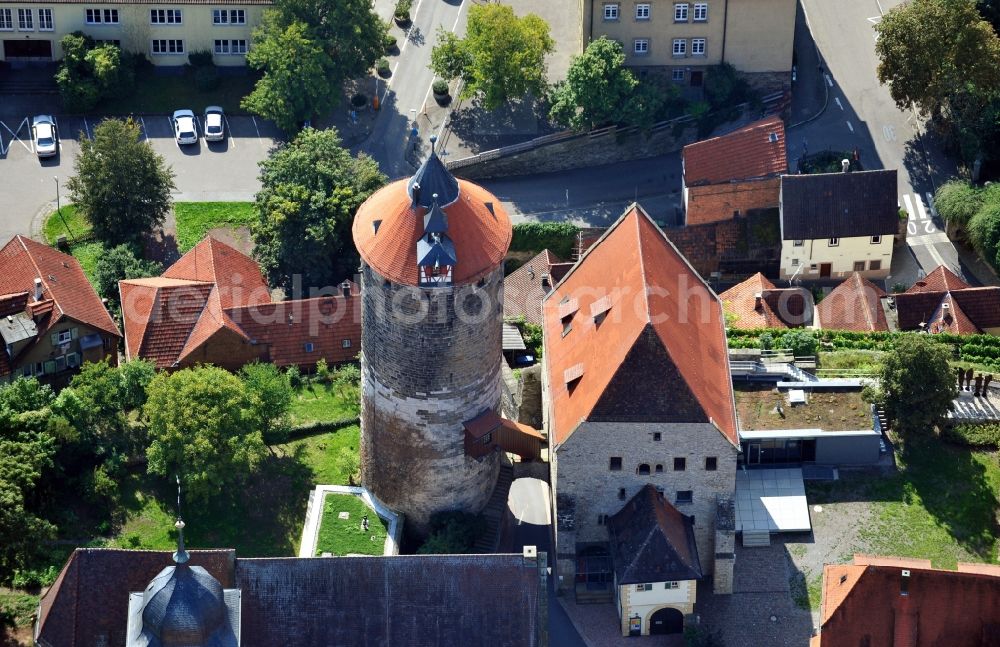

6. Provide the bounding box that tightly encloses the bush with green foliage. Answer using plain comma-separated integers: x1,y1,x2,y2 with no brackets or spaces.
240,362,293,445
432,79,449,95
941,422,1000,448
394,0,412,20
417,511,486,554
934,179,983,230
94,244,163,317
968,201,1000,269
778,330,819,357
510,222,579,259
55,32,135,111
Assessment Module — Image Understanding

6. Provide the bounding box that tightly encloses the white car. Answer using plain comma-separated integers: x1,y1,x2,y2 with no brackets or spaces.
203,106,225,142
32,115,58,158
172,109,198,145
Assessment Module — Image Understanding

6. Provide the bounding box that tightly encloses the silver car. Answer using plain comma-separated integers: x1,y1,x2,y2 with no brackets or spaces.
32,115,58,158
172,109,198,145
203,106,225,142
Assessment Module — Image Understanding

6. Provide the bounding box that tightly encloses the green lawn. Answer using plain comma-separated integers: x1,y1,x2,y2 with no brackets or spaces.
281,425,360,485
68,241,106,284
314,493,388,556
43,205,91,244
290,382,359,427
174,202,255,252
95,70,259,115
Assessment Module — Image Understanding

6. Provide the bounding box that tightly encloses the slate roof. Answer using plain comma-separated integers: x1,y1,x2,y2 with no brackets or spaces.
543,204,738,446
353,178,512,287
408,149,461,209
37,549,542,647
817,273,888,332
813,555,1000,647
120,237,360,369
683,116,788,186
503,250,571,326
780,170,899,240
893,265,1000,333
608,485,702,585
719,273,812,329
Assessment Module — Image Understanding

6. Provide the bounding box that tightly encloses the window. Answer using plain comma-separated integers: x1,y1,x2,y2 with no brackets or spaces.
152,39,185,54
705,456,717,471
676,490,693,504
0,9,11,29
635,3,650,19
38,8,53,30
618,487,627,500
871,235,881,244
673,456,686,471
86,8,120,24
793,239,804,246
672,38,686,56
342,339,352,348
869,259,882,271
597,514,608,525
231,39,247,54
34,362,44,376
603,3,619,20
67,352,80,368
655,464,663,473
303,342,315,352
672,69,685,81
151,9,182,23
693,2,707,20
853,261,865,272
637,463,651,475
55,330,72,345
22,366,32,377
791,258,800,266
609,456,623,471
634,39,649,55
17,8,32,30
214,39,229,54
213,8,246,24
653,432,662,441
828,237,840,247
674,2,688,21
691,38,706,56
665,581,680,589
634,583,653,592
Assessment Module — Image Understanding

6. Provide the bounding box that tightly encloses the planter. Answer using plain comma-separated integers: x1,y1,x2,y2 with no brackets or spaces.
393,13,410,27
434,92,452,106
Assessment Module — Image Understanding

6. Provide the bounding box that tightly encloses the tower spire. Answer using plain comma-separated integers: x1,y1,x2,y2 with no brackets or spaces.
173,475,189,565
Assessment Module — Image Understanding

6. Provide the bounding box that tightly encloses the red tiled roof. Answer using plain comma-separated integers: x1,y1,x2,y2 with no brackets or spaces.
543,204,737,446
817,273,888,332
815,555,1000,646
719,273,812,329
905,265,970,294
164,237,270,309
352,179,512,287
894,265,1000,334
120,279,214,368
503,250,564,326
683,116,787,186
0,236,119,338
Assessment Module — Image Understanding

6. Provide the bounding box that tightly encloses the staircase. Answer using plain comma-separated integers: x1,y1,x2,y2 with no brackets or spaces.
741,529,771,547
0,63,59,94
473,463,514,553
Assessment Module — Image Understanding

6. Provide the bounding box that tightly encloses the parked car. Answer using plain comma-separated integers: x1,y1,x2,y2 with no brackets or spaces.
171,109,198,145
31,115,58,158
203,106,225,142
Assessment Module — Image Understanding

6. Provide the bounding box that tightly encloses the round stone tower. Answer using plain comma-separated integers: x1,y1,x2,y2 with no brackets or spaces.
352,142,512,531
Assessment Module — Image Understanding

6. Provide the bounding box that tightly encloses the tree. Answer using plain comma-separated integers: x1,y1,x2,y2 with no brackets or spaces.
240,362,293,445
549,38,638,130
67,118,175,247
243,0,385,130
54,33,133,112
417,511,486,554
252,128,385,291
430,4,554,109
934,179,983,230
145,366,268,501
968,201,1000,267
94,244,163,317
778,330,819,358
863,335,957,435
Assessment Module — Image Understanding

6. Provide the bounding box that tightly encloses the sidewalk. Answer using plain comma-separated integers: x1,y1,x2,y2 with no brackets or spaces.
788,0,827,128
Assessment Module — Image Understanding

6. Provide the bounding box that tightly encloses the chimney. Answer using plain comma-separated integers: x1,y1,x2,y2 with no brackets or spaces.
900,569,910,596
754,292,763,310
841,159,850,173
411,182,421,209
340,281,352,298
34,277,43,301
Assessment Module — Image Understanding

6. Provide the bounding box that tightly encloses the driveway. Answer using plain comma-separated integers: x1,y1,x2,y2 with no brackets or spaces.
0,111,280,246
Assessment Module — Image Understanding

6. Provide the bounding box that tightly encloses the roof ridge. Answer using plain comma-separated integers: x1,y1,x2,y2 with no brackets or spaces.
16,235,65,318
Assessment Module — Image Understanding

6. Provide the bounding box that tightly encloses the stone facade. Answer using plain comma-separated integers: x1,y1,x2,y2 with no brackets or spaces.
359,264,505,531
685,178,780,226
552,421,737,592
713,498,736,594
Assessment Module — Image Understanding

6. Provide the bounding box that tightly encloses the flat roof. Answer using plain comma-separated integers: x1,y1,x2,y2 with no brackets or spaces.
739,428,880,440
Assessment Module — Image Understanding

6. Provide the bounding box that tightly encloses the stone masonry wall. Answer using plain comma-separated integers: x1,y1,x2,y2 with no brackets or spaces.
359,264,505,531
553,421,737,593
686,178,780,226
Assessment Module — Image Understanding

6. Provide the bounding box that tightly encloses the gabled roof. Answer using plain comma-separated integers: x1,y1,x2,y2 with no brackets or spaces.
543,204,737,446
119,279,214,368
683,116,787,186
163,237,270,309
503,250,569,326
719,272,812,329
815,555,1000,647
608,485,702,585
894,265,1000,333
817,273,888,332
780,170,899,239
0,235,119,338
906,265,970,293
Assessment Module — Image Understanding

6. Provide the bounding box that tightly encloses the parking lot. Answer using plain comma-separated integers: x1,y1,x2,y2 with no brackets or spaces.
0,112,283,245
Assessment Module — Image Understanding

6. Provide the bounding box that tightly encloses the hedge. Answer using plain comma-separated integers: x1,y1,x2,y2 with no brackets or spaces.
286,416,360,440
726,327,1000,368
941,422,1000,449
510,222,579,260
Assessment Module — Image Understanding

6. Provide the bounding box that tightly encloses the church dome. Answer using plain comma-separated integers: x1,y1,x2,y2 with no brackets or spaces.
139,564,235,647
352,151,512,287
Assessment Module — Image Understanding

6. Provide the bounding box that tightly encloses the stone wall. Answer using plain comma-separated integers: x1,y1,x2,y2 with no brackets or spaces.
713,497,736,595
686,178,780,226
552,421,738,592
359,264,505,531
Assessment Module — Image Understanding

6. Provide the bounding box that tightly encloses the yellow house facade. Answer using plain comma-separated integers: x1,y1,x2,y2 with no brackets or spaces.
0,0,269,65
583,0,796,92
617,579,696,636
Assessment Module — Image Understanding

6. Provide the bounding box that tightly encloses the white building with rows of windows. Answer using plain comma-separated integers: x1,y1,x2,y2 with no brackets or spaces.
0,0,267,65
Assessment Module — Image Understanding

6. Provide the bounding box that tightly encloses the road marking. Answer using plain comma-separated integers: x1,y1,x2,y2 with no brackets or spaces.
867,16,881,24
138,116,147,141
83,117,91,139
834,97,843,111
251,115,261,139
224,115,236,149
846,120,854,133
8,117,31,153
882,125,895,142
383,0,430,104
909,232,950,245
825,74,833,88
914,193,930,222
418,0,467,116
902,193,915,219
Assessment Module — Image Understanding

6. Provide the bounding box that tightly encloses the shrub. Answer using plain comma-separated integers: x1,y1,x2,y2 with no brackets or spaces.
394,0,411,20
188,50,215,67
376,57,391,75
779,330,819,357
933,181,982,227
433,79,449,95
941,422,1000,448
383,33,397,52
417,511,486,554
194,65,221,91
968,203,1000,271
510,222,579,259
351,92,368,108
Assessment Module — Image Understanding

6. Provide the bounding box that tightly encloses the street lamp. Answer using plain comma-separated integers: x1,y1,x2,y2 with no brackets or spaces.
54,176,74,243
